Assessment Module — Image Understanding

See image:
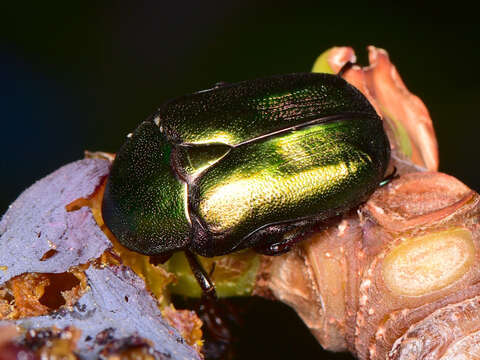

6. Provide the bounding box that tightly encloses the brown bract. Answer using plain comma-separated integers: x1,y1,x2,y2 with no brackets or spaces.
388,296,480,360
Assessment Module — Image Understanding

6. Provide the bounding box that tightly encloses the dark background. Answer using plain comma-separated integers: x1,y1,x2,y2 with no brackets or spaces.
1,1,479,359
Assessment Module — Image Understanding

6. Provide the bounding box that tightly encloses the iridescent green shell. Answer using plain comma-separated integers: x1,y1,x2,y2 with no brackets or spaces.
102,73,390,257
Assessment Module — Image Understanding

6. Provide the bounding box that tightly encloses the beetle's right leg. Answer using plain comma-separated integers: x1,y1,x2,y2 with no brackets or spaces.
185,250,217,299
379,166,398,187
252,224,315,256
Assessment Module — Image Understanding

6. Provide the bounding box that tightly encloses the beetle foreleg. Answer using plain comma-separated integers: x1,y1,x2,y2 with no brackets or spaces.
185,250,217,299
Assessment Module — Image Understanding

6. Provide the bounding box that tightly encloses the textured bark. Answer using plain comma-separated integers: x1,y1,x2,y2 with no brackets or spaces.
255,172,480,360
0,159,201,359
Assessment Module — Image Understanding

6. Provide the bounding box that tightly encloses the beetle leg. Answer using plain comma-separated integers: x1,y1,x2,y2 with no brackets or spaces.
255,241,295,256
253,226,314,256
337,61,355,78
208,262,216,278
185,250,217,299
379,166,399,187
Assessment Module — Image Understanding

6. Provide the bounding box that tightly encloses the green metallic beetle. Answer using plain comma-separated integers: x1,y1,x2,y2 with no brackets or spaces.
102,72,390,295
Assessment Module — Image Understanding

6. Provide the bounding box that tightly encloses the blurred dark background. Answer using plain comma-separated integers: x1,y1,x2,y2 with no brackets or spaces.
1,1,479,359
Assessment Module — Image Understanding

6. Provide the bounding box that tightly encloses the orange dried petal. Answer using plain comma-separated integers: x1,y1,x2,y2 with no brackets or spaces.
319,46,439,172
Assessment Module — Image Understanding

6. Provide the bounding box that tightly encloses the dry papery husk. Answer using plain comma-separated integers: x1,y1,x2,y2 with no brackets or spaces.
255,171,480,360
317,46,439,174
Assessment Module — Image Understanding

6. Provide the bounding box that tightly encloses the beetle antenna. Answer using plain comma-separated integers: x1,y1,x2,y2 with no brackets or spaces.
337,61,355,78
185,250,217,299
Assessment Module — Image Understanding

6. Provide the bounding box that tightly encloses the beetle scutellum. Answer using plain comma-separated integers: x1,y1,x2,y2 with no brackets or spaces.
101,71,390,297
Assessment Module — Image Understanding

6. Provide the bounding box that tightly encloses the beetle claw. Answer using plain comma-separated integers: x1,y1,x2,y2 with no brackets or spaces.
379,166,399,187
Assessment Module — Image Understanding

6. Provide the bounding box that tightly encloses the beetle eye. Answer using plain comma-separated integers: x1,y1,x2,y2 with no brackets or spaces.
173,143,232,181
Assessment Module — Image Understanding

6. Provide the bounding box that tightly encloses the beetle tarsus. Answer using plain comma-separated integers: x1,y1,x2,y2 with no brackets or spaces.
208,262,216,278
379,166,398,187
255,242,294,256
185,250,217,299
